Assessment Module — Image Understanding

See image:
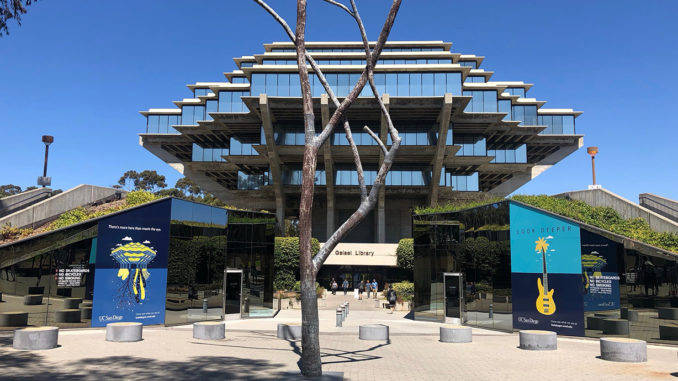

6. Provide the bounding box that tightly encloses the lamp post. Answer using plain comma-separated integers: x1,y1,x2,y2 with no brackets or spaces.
587,146,598,186
38,135,54,187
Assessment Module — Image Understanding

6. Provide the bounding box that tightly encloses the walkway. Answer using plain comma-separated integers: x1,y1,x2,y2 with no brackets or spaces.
1,309,678,380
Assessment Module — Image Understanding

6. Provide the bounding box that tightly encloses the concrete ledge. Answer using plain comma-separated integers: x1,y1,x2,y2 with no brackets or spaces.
24,294,43,305
13,327,58,350
106,322,143,342
80,307,92,320
587,316,604,330
519,330,557,350
63,298,82,309
80,301,93,308
602,319,629,335
600,337,647,362
659,324,678,340
193,321,225,340
55,309,81,323
439,325,472,343
0,311,28,327
657,307,678,320
359,324,389,341
277,323,301,340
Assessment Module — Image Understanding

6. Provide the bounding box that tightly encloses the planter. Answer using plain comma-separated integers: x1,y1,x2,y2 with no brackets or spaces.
395,301,411,311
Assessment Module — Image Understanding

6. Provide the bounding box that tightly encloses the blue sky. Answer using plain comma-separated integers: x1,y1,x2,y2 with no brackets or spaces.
1,0,676,202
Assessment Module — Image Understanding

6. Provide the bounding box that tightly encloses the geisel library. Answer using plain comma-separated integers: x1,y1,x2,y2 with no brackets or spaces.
140,40,582,287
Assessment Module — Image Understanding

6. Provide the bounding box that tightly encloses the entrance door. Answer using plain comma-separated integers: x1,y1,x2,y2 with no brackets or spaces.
444,272,464,322
224,269,243,316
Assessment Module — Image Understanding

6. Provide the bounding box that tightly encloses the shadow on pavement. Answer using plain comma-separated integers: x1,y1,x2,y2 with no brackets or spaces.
0,352,293,380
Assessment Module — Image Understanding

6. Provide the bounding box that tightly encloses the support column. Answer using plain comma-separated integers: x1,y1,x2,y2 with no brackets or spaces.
430,93,453,206
259,94,285,235
321,94,335,239
377,94,390,243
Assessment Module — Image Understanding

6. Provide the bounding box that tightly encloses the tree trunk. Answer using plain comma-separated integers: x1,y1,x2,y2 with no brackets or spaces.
299,269,321,376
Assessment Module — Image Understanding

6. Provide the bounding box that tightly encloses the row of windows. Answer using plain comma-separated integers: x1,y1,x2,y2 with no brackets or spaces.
488,145,527,163
146,114,180,134
455,135,487,156
464,76,486,83
230,138,258,156
218,91,249,113
538,115,576,135
270,47,446,52
251,72,462,98
192,144,227,162
335,168,433,186
282,168,326,185
261,58,455,65
439,170,479,191
238,171,268,190
504,88,526,97
194,89,214,97
463,90,498,113
231,77,248,84
181,105,206,125
511,105,538,126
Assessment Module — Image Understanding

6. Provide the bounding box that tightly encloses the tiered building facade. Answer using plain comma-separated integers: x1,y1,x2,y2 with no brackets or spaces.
140,41,582,245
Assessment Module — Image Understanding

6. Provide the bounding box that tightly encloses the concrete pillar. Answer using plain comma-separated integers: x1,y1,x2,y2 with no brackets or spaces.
430,93,453,206
259,94,286,235
321,94,335,239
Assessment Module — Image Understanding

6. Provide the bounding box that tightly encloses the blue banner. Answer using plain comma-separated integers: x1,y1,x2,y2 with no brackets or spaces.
510,202,585,336
91,199,171,327
581,229,621,311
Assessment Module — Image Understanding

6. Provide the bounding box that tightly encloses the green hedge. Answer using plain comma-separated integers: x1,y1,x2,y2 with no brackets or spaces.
513,195,678,253
391,281,414,302
274,237,320,291
396,238,413,272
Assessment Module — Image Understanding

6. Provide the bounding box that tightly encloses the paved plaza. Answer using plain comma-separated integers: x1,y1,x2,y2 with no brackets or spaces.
1,301,678,380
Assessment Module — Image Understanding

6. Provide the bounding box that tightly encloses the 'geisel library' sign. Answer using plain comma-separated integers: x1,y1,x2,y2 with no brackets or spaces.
323,243,398,267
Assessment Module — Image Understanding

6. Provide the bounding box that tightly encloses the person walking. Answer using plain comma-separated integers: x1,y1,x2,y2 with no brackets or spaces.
331,278,338,295
342,278,349,296
366,279,371,299
372,279,378,299
358,280,365,300
386,284,397,314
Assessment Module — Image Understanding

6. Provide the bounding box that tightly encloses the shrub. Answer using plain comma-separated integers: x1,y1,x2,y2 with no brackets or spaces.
0,224,33,241
391,281,414,303
126,190,158,206
274,237,320,291
396,238,413,272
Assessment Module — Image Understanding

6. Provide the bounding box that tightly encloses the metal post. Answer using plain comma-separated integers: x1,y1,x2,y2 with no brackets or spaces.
587,146,599,186
342,304,347,320
336,307,343,327
346,302,349,315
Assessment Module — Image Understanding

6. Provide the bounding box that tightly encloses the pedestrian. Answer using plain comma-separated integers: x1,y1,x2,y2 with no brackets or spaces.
387,284,397,314
342,278,349,296
366,278,371,299
331,278,338,295
358,280,365,300
372,279,378,299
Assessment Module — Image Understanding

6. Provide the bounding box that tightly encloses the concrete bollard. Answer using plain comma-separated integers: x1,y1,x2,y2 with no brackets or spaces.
346,302,349,315
336,307,343,327
359,324,389,341
602,319,629,335
277,323,301,340
63,298,82,309
13,327,59,350
342,304,347,320
55,309,81,323
106,322,143,342
0,312,28,327
586,316,604,330
600,337,647,362
657,307,678,320
80,307,92,320
193,321,226,340
519,330,557,350
440,325,472,343
24,294,43,305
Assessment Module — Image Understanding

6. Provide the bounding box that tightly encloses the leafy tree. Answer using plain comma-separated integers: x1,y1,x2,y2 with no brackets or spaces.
117,170,167,192
0,0,38,36
396,238,413,273
175,177,203,197
0,184,22,197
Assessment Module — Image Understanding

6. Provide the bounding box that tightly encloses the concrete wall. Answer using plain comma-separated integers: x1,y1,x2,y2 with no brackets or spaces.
0,184,124,229
639,193,678,223
555,188,678,234
0,188,53,218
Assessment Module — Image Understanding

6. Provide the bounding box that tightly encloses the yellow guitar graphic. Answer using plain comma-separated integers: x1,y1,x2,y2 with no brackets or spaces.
535,237,556,315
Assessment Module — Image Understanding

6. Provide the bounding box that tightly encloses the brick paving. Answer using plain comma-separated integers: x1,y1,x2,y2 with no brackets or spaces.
1,309,677,380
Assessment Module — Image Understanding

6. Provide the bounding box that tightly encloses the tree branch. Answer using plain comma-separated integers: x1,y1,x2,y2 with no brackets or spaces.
363,125,387,154
322,0,354,17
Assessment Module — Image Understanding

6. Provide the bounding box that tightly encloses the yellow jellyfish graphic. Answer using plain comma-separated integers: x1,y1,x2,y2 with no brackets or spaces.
111,239,156,303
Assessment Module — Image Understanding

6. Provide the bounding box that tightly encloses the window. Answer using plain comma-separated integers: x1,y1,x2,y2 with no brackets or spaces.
464,76,485,83
194,88,213,97
146,114,180,134
218,91,249,113
505,87,525,97
192,143,228,162
205,100,217,121
462,91,497,112
511,105,537,126
454,135,486,156
488,144,527,163
440,171,478,191
459,61,477,69
283,167,325,185
229,138,258,155
237,171,268,190
537,115,575,135
181,105,205,125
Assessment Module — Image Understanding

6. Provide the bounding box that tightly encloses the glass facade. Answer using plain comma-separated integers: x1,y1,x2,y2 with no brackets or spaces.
0,198,276,328
504,88,525,97
463,91,498,112
218,91,249,113
488,144,527,163
229,138,258,156
538,115,576,135
251,72,461,98
511,105,538,126
181,105,206,125
454,135,486,156
192,144,228,162
413,200,678,344
146,114,181,134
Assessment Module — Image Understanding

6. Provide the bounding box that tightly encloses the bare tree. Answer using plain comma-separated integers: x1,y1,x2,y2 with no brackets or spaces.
252,0,402,376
